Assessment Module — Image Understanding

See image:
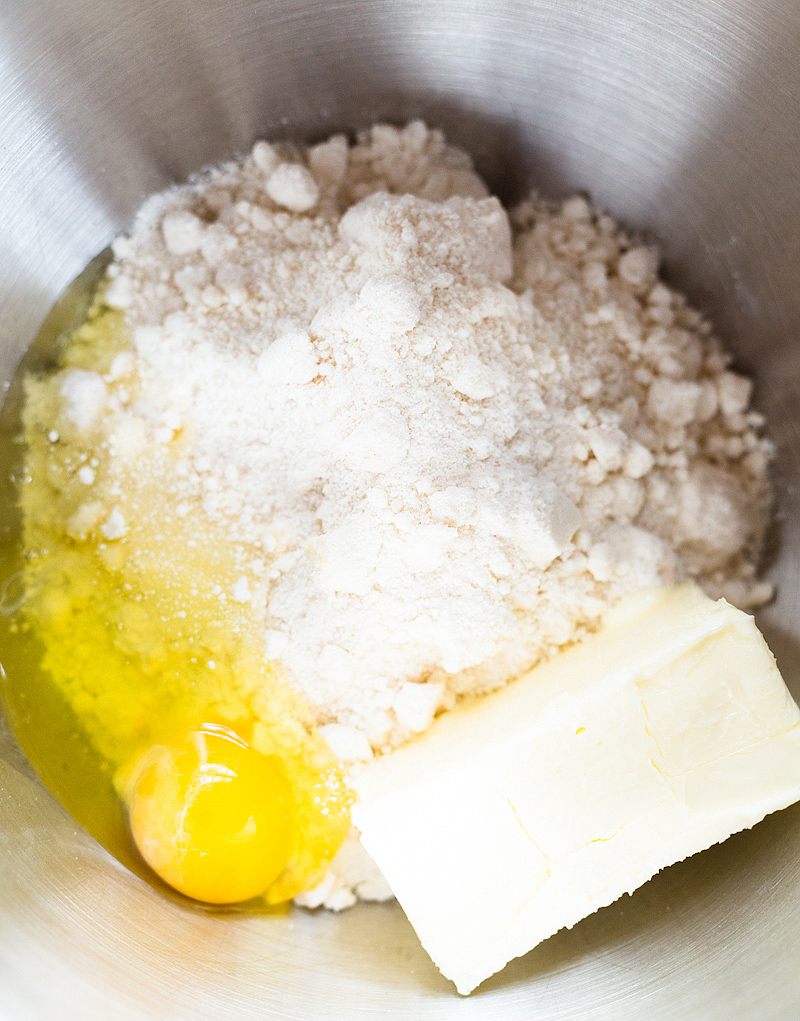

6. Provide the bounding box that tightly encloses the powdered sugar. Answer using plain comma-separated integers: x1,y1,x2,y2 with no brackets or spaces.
86,121,772,754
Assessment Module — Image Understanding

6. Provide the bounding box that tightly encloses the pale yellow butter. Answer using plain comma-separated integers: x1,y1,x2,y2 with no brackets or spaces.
352,585,800,994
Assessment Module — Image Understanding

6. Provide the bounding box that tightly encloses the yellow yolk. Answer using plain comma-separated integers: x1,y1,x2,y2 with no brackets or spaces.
127,724,294,904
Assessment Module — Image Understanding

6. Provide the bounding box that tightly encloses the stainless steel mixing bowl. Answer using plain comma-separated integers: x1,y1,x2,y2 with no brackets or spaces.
2,1,800,1017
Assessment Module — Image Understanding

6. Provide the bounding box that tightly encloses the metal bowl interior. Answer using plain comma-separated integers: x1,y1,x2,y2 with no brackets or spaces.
2,2,800,1018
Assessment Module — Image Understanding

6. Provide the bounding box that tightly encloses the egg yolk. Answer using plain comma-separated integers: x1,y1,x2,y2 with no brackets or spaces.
127,724,294,904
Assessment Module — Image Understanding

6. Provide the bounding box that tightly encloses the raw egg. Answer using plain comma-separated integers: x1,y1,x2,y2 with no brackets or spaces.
126,724,294,904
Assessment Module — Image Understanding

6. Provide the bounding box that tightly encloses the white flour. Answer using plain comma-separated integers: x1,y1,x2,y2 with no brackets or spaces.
72,121,770,767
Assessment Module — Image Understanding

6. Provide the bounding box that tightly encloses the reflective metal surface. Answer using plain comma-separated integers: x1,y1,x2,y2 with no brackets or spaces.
2,1,800,1017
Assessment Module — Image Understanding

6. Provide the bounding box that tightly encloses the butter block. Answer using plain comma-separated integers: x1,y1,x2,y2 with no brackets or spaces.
352,585,800,994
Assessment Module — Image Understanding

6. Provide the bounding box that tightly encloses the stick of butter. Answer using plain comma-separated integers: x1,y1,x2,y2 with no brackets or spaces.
352,585,800,994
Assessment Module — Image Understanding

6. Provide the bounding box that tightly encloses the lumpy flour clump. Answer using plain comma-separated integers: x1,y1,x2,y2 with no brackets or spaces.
78,122,770,754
